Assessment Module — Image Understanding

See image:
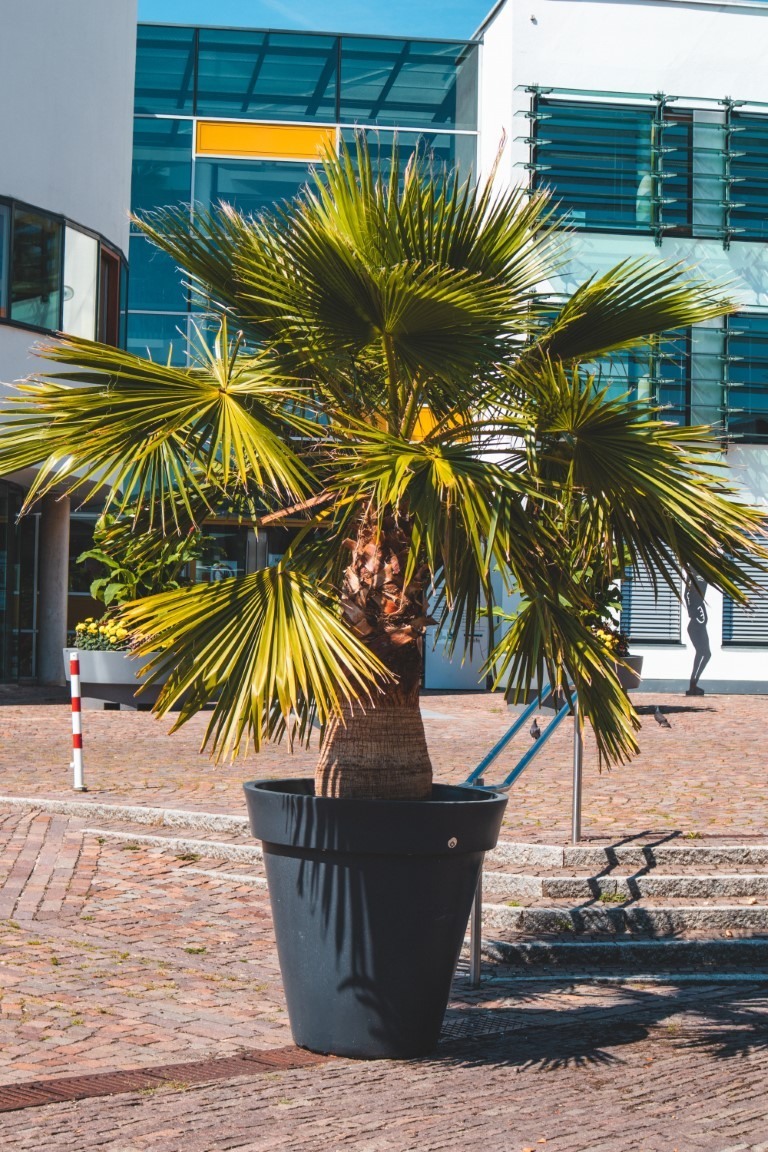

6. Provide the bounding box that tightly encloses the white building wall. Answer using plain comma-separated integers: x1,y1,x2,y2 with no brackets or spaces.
475,0,768,693
0,0,137,255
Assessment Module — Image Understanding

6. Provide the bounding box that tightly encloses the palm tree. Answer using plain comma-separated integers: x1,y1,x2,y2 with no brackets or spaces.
1,139,765,799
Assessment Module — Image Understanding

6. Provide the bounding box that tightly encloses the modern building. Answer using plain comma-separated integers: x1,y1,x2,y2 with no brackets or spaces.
1,0,767,691
0,0,136,682
477,0,768,693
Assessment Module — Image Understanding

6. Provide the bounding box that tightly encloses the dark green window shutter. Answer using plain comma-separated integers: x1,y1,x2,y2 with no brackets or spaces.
621,563,681,642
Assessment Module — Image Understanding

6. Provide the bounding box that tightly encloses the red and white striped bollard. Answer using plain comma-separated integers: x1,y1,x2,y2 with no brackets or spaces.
69,651,87,791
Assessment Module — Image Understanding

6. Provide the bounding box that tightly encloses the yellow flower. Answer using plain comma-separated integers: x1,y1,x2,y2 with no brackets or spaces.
75,622,86,631
116,628,129,640
88,625,98,634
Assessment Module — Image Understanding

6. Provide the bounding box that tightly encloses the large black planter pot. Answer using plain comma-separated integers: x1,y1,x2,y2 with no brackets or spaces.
243,778,507,1060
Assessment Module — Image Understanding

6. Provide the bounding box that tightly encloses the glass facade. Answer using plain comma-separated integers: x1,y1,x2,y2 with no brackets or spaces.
525,88,768,443
129,23,479,360
0,482,39,681
592,332,690,425
725,314,768,441
0,197,125,340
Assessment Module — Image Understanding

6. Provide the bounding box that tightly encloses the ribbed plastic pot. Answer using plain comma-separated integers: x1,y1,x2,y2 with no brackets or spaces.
243,778,507,1060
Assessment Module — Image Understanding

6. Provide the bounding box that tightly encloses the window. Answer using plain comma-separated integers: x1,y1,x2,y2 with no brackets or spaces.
723,547,768,645
197,30,338,122
339,37,477,129
725,314,768,441
0,199,125,343
131,118,193,217
531,98,693,237
194,158,314,217
592,331,690,424
340,127,475,179
134,25,196,115
98,246,121,346
62,227,98,340
621,561,681,643
10,209,62,330
128,234,187,314
0,205,8,318
729,113,768,241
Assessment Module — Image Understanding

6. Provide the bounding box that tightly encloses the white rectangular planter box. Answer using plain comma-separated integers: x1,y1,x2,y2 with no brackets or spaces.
63,649,165,707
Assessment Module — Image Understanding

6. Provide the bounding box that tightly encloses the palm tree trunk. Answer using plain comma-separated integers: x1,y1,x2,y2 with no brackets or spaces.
315,510,434,801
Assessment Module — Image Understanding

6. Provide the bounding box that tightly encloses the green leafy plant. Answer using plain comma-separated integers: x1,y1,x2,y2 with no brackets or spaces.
0,137,766,800
78,510,205,608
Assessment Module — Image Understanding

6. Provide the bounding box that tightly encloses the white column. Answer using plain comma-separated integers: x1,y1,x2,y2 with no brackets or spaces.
38,494,70,685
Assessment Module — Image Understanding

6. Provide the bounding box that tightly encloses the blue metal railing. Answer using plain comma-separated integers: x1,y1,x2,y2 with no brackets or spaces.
463,684,573,792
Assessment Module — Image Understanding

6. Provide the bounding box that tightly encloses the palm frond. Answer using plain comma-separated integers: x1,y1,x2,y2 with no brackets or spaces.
0,327,312,524
121,566,390,760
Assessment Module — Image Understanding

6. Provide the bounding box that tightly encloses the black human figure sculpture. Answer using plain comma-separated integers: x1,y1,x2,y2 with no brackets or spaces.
685,572,711,696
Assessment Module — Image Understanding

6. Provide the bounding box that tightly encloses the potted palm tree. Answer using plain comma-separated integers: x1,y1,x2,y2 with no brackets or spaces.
1,140,765,1058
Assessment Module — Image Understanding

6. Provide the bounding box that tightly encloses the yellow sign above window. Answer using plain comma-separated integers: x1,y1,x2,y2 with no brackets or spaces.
196,121,336,161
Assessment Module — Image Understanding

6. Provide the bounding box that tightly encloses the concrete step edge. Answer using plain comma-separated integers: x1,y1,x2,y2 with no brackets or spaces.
80,826,263,864
490,842,768,868
482,935,768,971
482,873,768,900
484,903,768,934
0,794,250,835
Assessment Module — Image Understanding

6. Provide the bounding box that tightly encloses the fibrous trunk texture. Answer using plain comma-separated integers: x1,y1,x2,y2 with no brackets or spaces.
315,510,434,801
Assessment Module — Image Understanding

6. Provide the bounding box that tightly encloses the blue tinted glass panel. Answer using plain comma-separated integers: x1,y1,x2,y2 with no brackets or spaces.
127,312,188,365
726,313,768,440
135,25,195,115
592,332,689,424
197,29,338,122
340,38,477,129
131,118,193,215
730,114,768,241
195,159,313,217
535,99,656,233
128,235,188,313
0,205,9,318
10,209,62,330
662,114,693,233
340,128,475,180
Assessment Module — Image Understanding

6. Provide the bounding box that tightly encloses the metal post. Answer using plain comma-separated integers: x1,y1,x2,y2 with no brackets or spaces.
571,696,583,844
69,652,86,792
469,778,484,987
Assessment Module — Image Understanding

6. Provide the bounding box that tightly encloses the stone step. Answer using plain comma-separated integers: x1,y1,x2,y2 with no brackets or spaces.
482,872,768,901
482,935,768,973
488,842,768,871
483,902,768,936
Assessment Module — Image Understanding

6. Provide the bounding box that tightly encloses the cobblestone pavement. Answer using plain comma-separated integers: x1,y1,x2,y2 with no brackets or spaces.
0,689,765,843
2,805,768,1150
1,691,768,1148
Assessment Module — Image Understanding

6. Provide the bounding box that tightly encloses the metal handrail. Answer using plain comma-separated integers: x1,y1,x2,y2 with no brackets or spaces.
465,688,581,987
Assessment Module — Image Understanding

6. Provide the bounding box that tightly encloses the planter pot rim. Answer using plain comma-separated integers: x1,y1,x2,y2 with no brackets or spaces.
244,777,507,858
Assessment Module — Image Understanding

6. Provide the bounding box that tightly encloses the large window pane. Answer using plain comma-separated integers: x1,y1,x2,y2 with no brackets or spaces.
135,25,195,115
62,227,98,339
0,205,9,318
10,209,62,330
128,234,188,313
592,332,690,424
726,313,768,441
340,37,477,129
195,158,313,217
340,128,475,180
730,113,768,241
197,29,338,122
534,99,656,233
131,118,193,216
127,312,188,366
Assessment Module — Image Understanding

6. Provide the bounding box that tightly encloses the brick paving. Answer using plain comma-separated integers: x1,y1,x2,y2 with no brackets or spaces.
0,690,765,842
1,690,768,1148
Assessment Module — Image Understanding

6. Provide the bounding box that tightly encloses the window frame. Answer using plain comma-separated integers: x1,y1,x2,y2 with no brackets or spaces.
0,195,127,343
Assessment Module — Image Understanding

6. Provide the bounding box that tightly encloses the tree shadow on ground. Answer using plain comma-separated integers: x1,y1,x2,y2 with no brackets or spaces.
438,979,768,1070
